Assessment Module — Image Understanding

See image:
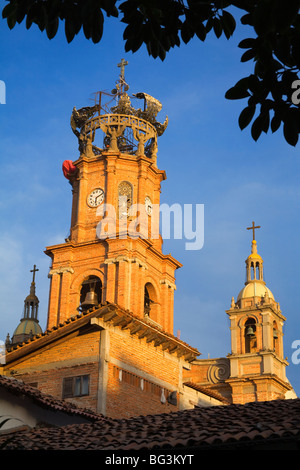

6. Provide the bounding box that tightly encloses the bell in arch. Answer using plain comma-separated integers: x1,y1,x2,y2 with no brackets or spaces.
81,282,98,310
246,325,255,337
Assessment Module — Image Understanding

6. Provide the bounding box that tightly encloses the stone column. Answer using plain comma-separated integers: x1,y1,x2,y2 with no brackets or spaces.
129,258,148,317
46,272,61,329
159,279,176,334
261,310,272,351
137,158,148,238
58,269,74,322
104,259,117,304
229,315,238,354
47,267,74,328
104,153,117,207
70,178,79,241
75,163,88,243
115,257,129,310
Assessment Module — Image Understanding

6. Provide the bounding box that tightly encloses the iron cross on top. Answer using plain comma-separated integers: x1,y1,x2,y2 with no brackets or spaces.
30,264,39,283
118,58,128,79
247,221,261,241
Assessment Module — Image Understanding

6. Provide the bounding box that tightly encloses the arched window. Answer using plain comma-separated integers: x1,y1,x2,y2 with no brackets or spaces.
144,283,157,318
256,262,260,280
80,276,102,311
245,317,257,353
250,262,255,280
118,181,133,219
273,321,279,353
24,298,39,320
144,286,152,316
29,301,35,319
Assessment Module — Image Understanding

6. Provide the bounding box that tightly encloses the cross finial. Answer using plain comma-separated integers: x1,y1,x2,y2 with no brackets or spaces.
117,58,128,79
247,221,261,241
30,264,39,283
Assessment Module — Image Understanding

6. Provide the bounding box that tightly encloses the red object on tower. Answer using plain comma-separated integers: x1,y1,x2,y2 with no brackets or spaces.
62,160,77,179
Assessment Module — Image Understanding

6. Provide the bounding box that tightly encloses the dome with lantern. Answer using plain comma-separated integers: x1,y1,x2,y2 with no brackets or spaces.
237,281,275,303
7,265,43,349
232,223,277,309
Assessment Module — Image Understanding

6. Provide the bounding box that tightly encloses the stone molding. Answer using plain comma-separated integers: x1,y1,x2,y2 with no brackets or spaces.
48,267,74,278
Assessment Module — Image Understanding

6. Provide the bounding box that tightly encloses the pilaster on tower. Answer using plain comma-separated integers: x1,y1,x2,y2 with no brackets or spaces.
45,62,182,334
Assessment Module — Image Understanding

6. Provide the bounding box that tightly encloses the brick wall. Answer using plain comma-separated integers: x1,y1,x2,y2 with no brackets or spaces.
6,323,183,418
21,363,99,411
107,364,177,419
106,326,181,418
7,328,101,411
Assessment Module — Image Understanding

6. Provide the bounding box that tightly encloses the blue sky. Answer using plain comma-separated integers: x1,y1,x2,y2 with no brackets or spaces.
0,4,300,396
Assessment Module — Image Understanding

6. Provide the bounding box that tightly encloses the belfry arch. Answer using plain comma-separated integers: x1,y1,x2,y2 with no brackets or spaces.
80,275,102,311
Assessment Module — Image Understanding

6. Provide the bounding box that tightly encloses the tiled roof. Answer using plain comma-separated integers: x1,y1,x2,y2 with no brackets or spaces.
6,302,200,363
0,375,111,424
1,398,300,450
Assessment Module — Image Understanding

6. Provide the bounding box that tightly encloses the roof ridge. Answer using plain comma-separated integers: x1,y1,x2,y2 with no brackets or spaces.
6,302,200,362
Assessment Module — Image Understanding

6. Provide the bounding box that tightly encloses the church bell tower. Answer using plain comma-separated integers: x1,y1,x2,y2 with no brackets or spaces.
45,61,181,334
225,222,294,403
6,265,43,349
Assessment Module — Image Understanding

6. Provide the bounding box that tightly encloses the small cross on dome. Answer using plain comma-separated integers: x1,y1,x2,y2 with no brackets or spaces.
247,221,261,241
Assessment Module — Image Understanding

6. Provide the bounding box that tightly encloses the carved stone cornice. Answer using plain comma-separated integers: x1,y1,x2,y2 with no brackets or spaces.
48,267,74,278
104,256,148,269
160,279,176,290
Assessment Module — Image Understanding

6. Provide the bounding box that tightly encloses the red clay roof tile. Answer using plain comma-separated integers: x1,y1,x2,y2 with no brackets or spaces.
1,397,299,450
0,375,111,424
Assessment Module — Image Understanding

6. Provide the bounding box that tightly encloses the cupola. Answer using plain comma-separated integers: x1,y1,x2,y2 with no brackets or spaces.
7,265,43,348
234,222,276,309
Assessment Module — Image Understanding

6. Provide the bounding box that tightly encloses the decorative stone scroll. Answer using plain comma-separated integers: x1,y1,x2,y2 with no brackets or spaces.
207,358,230,384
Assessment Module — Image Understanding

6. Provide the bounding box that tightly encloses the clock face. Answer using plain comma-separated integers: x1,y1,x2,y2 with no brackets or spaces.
145,196,153,215
87,188,105,208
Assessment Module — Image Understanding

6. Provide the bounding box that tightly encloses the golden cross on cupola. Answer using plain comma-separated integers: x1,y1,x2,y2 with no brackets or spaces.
117,58,128,79
247,221,261,241
30,264,39,283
